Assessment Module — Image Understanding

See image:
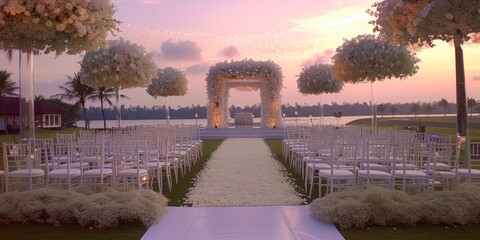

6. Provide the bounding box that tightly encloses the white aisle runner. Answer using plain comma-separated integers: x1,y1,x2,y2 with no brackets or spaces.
142,138,344,240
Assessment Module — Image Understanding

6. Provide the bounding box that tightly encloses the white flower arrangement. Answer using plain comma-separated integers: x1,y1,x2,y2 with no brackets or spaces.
297,64,343,95
0,187,168,229
331,35,420,83
310,183,480,229
146,67,188,98
369,0,480,46
80,38,157,89
185,138,305,207
206,59,283,128
0,0,119,55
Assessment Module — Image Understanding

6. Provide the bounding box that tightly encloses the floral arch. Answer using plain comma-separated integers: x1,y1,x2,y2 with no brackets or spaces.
206,60,283,128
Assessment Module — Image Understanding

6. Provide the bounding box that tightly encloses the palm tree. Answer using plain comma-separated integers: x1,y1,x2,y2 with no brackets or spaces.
388,105,398,117
377,103,387,118
467,98,477,118
52,73,94,129
0,70,19,134
34,95,46,101
437,98,450,116
423,103,435,117
0,70,19,96
410,102,421,117
89,86,127,130
3,49,13,62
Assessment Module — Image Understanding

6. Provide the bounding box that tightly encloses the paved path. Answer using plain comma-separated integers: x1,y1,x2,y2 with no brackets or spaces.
141,206,345,240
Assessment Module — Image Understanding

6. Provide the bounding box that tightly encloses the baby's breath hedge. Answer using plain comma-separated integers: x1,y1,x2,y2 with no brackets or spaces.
310,183,480,229
0,187,168,229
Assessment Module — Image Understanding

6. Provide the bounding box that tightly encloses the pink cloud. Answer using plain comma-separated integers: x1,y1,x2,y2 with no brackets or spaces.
160,39,202,61
218,46,240,58
301,49,334,67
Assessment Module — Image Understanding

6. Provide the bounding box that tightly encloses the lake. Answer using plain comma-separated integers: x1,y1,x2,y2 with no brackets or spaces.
77,114,452,129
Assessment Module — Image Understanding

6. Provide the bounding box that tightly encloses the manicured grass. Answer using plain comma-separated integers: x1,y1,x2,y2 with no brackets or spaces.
0,127,81,144
0,223,146,240
341,224,480,240
265,139,480,240
2,126,479,240
0,139,223,239
347,116,480,141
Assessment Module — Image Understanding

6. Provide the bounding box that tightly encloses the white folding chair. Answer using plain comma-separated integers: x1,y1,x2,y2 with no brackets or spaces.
3,143,45,192
318,142,356,197
146,135,173,193
79,140,113,190
46,143,82,189
454,140,480,183
113,142,149,190
357,142,394,189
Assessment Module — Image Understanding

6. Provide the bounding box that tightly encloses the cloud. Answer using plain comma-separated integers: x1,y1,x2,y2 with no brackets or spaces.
218,46,240,58
301,49,334,67
160,39,202,60
185,63,211,75
473,76,480,81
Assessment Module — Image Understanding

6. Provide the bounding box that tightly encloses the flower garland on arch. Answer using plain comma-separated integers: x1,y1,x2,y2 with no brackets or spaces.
206,59,283,101
205,59,284,128
0,0,119,55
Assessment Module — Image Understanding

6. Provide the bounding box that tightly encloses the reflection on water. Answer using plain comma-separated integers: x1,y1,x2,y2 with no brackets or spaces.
77,116,361,129
77,114,450,129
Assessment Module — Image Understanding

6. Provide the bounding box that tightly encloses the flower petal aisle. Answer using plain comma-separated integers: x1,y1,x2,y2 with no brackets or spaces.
185,138,305,207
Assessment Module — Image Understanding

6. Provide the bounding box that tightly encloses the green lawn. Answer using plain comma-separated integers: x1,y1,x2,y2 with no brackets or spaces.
265,139,480,240
0,223,147,240
1,122,480,240
341,224,480,240
348,116,480,141
0,127,81,144
0,135,222,240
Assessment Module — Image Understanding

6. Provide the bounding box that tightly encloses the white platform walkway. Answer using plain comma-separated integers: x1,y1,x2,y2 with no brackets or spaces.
141,205,344,240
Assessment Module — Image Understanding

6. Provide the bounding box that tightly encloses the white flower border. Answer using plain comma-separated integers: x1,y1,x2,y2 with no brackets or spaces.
206,59,283,128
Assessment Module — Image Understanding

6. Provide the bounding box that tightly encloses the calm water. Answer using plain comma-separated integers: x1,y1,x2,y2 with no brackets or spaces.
77,114,451,129
77,116,362,129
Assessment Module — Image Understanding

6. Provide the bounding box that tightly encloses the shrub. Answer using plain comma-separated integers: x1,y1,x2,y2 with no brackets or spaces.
310,183,480,229
0,187,168,229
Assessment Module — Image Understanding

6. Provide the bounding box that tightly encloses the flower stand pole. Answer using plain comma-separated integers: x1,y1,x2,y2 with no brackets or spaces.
454,35,469,183
19,49,35,143
165,97,170,125
370,80,377,131
114,87,121,128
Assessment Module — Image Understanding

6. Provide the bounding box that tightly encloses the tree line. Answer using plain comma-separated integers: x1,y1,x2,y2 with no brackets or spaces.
2,69,479,130
82,98,480,121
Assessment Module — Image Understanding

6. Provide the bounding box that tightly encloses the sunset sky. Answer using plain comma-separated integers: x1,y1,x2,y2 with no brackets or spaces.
1,0,479,109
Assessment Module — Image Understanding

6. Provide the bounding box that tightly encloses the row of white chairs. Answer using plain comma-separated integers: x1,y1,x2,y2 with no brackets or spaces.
283,125,480,198
0,124,203,193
